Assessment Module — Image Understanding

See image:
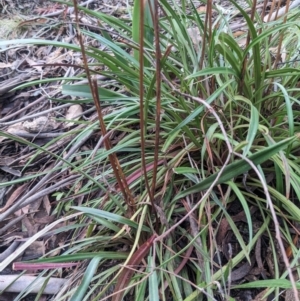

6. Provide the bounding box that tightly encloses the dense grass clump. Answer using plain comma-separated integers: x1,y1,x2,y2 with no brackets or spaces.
1,0,300,300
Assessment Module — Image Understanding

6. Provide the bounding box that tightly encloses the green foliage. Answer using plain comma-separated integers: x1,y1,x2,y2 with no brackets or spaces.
1,0,300,300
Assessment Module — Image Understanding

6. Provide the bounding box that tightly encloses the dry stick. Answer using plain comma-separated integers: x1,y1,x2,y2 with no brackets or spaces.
0,241,22,262
8,113,98,168
6,131,64,139
0,212,82,272
0,74,31,95
0,103,71,126
260,0,269,30
265,0,277,23
276,0,284,20
0,175,79,221
0,215,26,236
0,94,48,122
20,175,79,208
0,128,93,221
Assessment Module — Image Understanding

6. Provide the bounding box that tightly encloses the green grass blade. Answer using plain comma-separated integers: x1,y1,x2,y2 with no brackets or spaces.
70,257,101,301
72,206,150,232
148,255,159,301
31,252,128,263
185,67,238,79
233,279,300,289
175,136,296,200
242,104,259,156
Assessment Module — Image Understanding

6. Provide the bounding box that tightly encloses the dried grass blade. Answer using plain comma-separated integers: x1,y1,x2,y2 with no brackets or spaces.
112,234,156,301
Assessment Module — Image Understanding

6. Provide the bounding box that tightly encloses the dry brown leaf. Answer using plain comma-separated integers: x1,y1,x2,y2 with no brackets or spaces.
234,30,247,48
285,288,300,301
187,27,202,52
252,288,270,300
43,195,52,215
64,104,83,128
26,57,44,72
34,215,55,224
0,123,23,142
20,203,32,215
233,30,246,37
197,6,207,13
14,209,23,217
29,198,42,213
24,241,45,258
22,215,35,237
237,37,247,48
0,184,27,213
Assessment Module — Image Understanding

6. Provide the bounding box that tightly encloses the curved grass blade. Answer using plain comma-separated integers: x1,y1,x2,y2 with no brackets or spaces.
71,206,150,232
227,181,253,258
70,257,101,301
175,136,296,200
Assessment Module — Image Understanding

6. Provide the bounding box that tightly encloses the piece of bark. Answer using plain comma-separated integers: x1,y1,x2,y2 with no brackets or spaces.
0,275,67,294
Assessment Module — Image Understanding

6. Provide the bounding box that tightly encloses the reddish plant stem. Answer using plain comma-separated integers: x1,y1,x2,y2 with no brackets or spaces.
112,234,156,301
13,262,79,271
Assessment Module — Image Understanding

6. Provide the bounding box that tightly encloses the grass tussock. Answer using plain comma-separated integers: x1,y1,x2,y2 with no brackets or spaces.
1,0,300,300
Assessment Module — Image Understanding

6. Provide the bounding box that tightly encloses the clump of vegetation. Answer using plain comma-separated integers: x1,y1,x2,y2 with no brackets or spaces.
1,0,300,300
